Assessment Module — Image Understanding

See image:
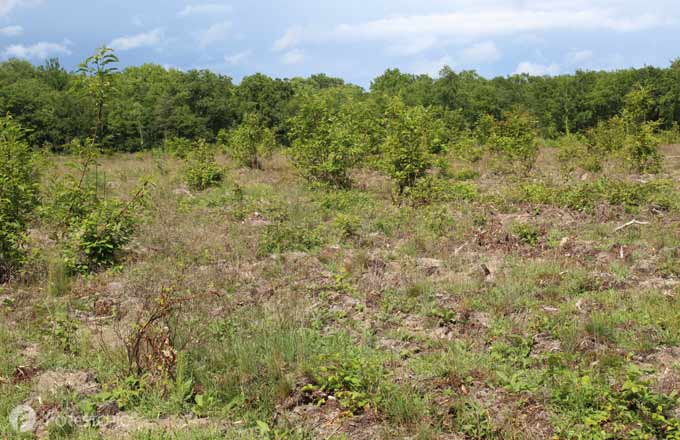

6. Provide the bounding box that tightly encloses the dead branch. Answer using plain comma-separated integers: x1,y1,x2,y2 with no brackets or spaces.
614,219,650,232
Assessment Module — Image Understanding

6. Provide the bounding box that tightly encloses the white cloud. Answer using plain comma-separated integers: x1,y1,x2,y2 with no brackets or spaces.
4,41,71,59
0,25,22,36
565,49,594,64
224,49,251,65
514,61,561,76
281,49,304,65
279,4,671,56
162,64,183,71
195,21,231,48
0,0,21,16
460,41,500,64
0,0,42,16
387,35,437,55
178,4,231,17
334,9,666,41
110,28,164,51
411,55,454,77
273,26,303,52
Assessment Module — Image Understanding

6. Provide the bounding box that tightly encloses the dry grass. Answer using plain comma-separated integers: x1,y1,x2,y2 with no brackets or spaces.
1,145,680,439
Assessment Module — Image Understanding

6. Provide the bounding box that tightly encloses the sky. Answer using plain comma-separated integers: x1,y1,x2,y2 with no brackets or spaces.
0,0,679,86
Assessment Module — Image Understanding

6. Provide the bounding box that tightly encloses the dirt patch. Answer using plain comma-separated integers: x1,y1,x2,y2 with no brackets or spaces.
284,399,382,440
97,412,216,438
34,370,100,397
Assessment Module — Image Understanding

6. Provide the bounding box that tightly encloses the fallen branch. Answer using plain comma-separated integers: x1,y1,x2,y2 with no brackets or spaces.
454,242,468,255
614,219,650,232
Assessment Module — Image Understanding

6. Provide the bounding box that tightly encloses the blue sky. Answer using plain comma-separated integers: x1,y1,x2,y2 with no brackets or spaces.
1,0,679,86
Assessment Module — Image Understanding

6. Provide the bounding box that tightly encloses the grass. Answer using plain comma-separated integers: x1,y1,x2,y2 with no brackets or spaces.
2,146,680,438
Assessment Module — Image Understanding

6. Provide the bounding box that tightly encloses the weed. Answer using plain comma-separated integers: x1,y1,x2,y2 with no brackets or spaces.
510,222,542,246
303,352,383,415
258,223,322,255
47,256,70,296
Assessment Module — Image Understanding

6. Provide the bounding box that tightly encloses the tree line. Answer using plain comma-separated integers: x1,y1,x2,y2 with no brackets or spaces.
1,53,680,152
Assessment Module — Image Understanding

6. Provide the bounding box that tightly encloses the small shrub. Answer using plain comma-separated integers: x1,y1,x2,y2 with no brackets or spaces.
588,115,627,154
404,175,478,206
332,213,361,239
62,199,139,273
520,182,558,205
51,310,79,353
164,136,193,159
474,114,496,146
317,189,373,213
452,132,485,163
624,120,661,173
302,352,383,415
510,222,542,246
556,133,602,172
40,139,147,273
658,122,680,144
218,113,276,169
0,116,40,281
47,257,70,296
183,139,224,191
40,137,101,232
451,168,480,181
420,205,455,236
488,109,539,172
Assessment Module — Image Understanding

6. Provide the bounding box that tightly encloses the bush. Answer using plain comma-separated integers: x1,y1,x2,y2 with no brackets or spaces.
510,222,542,246
587,87,663,174
40,138,101,231
556,133,602,173
183,139,224,191
474,114,496,146
332,213,361,239
288,89,370,187
451,132,485,163
588,115,627,154
659,122,680,144
164,137,193,159
381,97,435,196
404,175,478,206
624,121,661,173
218,113,276,169
0,116,40,281
488,109,539,171
41,138,147,273
62,199,138,273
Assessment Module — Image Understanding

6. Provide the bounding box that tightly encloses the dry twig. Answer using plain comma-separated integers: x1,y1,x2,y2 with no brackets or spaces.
614,219,649,232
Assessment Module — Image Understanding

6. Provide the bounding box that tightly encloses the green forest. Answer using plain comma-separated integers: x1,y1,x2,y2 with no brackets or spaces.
3,50,680,152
